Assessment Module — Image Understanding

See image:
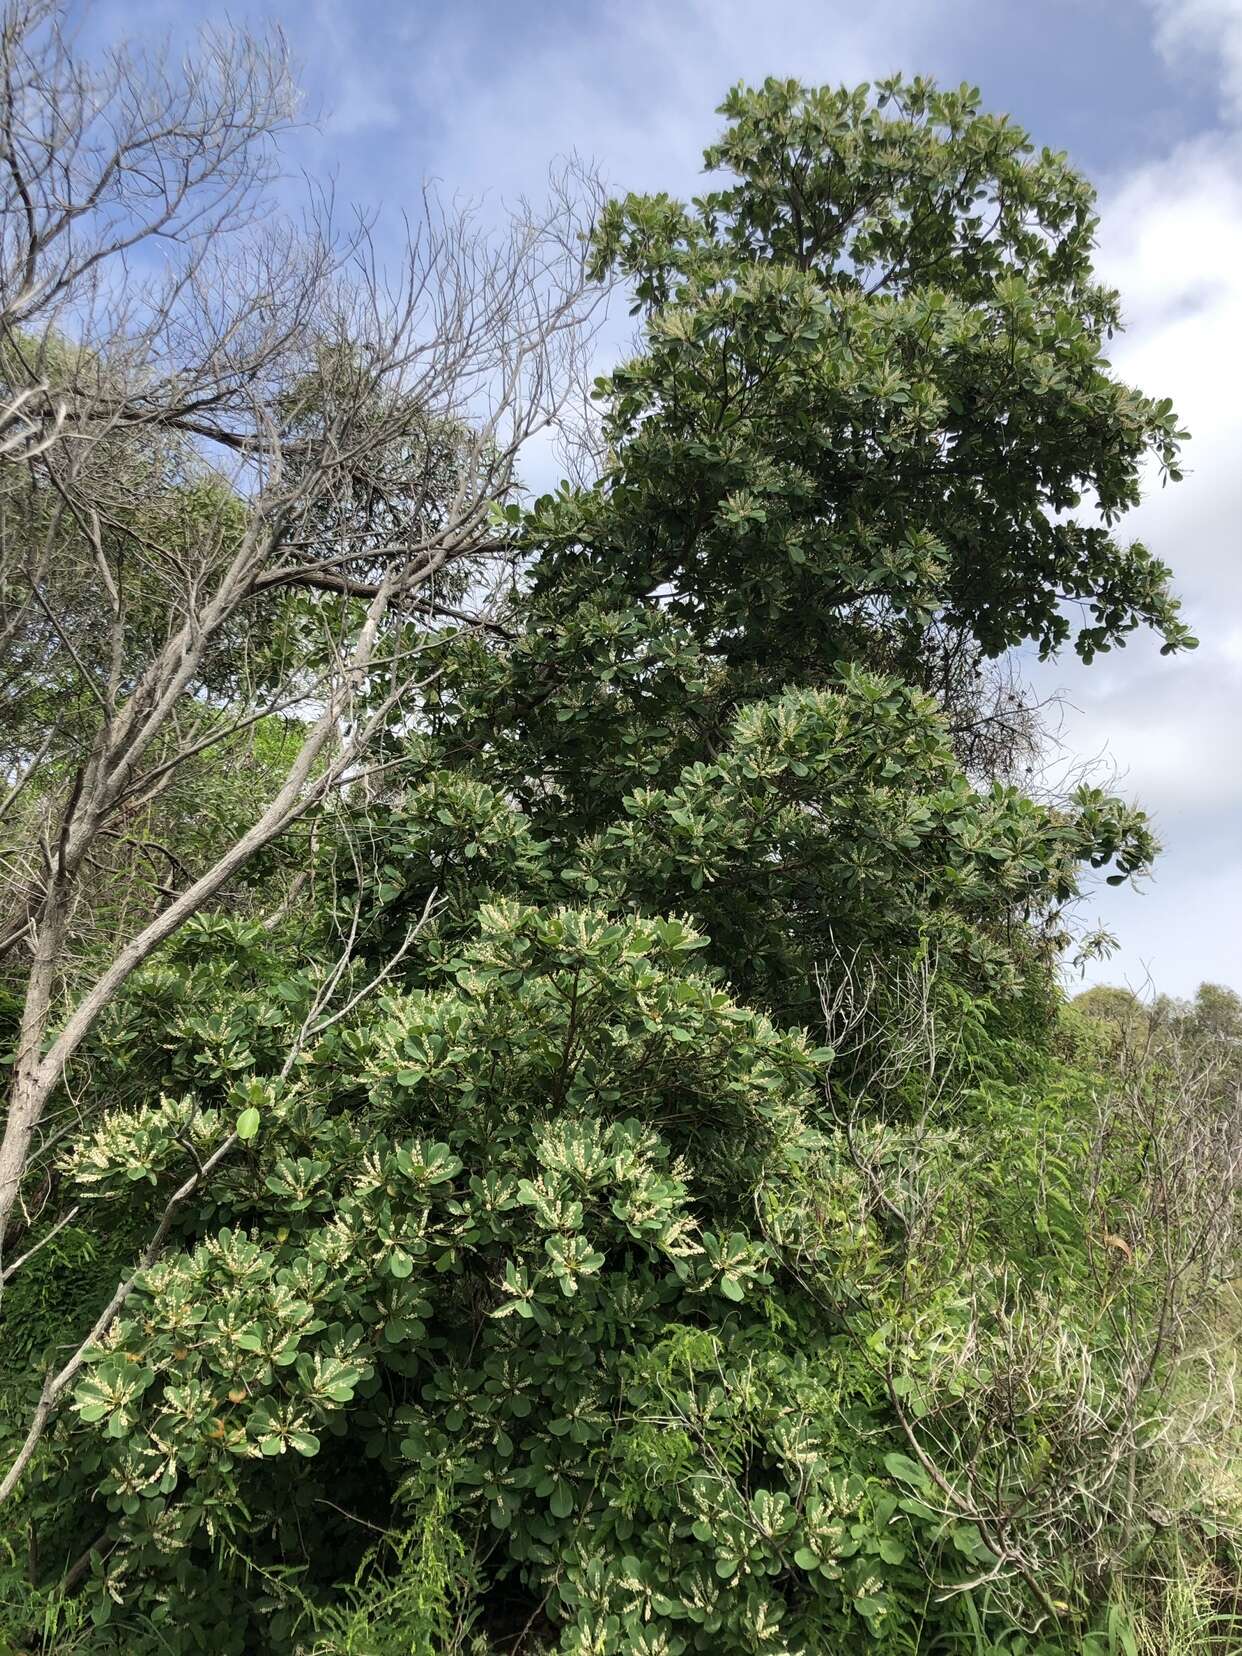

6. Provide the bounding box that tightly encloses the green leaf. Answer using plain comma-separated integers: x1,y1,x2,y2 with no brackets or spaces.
883,1452,929,1490
236,1107,261,1141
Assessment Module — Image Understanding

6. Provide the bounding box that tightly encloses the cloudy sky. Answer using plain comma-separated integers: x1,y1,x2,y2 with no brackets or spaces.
80,0,1242,997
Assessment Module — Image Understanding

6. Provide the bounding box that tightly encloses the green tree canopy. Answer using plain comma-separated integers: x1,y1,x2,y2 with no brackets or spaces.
527,74,1193,692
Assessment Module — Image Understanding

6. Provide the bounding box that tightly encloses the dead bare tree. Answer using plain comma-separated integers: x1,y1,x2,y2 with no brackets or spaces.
0,2,603,1283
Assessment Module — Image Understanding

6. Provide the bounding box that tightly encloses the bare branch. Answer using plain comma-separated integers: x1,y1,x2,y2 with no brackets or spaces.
0,3,605,1285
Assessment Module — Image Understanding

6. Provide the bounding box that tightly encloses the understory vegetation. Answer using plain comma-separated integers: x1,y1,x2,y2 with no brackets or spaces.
0,7,1238,1651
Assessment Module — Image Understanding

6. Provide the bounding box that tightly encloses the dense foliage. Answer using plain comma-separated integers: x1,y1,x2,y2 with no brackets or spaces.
1,74,1238,1656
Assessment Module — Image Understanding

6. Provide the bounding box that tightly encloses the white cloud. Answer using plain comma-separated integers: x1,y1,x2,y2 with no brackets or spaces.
1093,134,1242,610
1148,0,1242,116
307,0,950,205
1043,7,1242,993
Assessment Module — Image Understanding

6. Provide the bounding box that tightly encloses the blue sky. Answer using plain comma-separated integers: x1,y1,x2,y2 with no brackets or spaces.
78,0,1242,997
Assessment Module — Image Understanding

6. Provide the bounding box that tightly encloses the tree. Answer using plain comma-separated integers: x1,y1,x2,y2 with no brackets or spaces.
0,1,600,1278
422,75,1179,1016
527,73,1194,687
1077,980,1242,1104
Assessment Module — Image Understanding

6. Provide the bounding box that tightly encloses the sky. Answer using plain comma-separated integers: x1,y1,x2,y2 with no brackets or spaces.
75,0,1242,999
